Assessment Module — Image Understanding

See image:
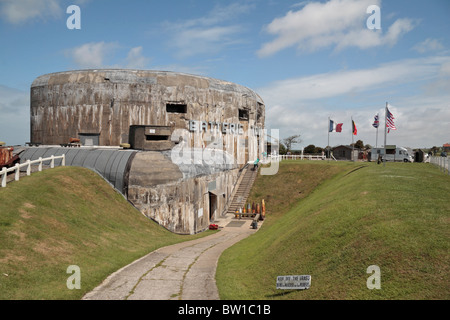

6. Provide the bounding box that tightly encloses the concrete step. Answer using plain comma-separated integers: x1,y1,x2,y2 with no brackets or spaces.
224,166,259,216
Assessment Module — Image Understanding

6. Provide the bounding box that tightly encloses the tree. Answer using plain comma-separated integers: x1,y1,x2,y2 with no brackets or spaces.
278,143,287,155
354,139,364,149
266,134,287,155
304,144,316,154
430,146,439,155
282,135,302,152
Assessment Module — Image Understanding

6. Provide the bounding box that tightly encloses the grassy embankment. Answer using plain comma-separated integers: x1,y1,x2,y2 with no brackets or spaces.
0,166,212,300
216,160,449,299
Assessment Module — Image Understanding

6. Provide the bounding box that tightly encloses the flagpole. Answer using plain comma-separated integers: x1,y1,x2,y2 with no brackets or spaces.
328,117,330,161
383,102,388,167
376,113,379,148
376,125,378,148
351,116,354,162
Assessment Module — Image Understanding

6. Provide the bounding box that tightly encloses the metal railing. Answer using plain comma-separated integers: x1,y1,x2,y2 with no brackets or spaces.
1,154,66,187
429,156,449,175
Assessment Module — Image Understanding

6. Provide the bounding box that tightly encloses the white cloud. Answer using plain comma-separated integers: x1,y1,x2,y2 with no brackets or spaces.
440,61,450,76
185,2,253,27
66,42,151,69
126,46,151,69
265,97,450,149
0,0,62,24
0,85,28,114
413,38,445,54
257,0,416,57
375,99,450,148
259,56,450,148
66,42,118,69
162,2,252,58
259,56,449,106
171,2,253,29
0,85,30,145
290,2,312,9
383,18,416,46
171,25,243,58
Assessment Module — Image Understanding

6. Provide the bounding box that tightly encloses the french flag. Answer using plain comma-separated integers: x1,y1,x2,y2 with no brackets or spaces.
329,119,343,133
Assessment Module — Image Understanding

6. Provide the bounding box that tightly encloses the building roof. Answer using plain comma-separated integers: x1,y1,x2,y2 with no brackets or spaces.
32,69,264,104
332,145,353,150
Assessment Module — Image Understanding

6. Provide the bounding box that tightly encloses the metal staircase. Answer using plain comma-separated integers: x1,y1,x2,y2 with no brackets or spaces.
226,166,258,215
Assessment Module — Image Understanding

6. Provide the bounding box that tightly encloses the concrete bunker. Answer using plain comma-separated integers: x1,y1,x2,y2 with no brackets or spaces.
28,69,265,234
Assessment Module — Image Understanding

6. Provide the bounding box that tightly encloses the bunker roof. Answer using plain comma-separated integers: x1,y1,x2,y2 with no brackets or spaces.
32,69,264,104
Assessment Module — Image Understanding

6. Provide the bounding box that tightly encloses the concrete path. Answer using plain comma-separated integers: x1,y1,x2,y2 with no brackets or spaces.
82,214,261,300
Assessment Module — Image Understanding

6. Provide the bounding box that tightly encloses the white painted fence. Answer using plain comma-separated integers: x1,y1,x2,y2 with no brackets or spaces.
429,156,449,175
269,154,326,161
1,154,65,187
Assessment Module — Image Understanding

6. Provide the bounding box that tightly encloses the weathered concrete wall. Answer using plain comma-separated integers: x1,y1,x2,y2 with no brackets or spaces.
128,170,239,234
31,70,265,165
127,150,240,234
30,70,265,234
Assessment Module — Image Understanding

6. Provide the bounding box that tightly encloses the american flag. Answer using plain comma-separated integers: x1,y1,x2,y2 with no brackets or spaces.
372,114,379,128
386,107,396,133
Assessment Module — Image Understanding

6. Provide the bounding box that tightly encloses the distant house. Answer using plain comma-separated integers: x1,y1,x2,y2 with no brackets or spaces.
332,145,355,161
414,149,426,163
443,143,450,152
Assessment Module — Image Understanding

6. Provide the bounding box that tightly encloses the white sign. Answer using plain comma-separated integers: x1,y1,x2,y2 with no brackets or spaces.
276,275,311,290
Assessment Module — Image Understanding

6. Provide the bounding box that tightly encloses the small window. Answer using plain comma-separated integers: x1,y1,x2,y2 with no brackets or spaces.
146,135,169,141
256,102,264,121
166,103,187,113
239,109,249,120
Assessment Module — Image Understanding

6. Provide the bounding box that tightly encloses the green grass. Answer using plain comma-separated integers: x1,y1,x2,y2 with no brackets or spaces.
216,161,450,300
0,166,212,300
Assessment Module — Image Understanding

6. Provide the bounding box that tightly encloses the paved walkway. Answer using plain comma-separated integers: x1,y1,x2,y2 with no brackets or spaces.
83,214,261,300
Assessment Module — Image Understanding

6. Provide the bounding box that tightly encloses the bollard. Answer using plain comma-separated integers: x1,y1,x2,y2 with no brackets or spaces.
14,163,20,181
26,160,31,176
1,167,6,187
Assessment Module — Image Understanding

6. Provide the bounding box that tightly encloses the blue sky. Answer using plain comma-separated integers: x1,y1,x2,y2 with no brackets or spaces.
1,0,449,149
